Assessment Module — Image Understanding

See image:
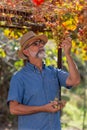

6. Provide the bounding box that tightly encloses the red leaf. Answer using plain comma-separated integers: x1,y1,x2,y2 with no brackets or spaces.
32,0,44,6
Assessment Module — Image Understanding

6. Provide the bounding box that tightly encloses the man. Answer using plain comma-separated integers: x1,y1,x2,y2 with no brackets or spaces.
7,31,80,130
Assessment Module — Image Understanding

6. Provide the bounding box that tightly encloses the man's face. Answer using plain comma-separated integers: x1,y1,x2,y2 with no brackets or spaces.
23,39,46,59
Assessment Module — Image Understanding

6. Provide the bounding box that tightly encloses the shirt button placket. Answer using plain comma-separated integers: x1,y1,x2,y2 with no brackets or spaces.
42,71,53,130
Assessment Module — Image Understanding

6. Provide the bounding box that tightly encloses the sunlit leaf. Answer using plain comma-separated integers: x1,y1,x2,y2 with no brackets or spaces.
0,48,6,58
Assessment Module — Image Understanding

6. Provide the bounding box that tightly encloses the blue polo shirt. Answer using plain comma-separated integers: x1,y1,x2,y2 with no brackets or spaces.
7,62,70,130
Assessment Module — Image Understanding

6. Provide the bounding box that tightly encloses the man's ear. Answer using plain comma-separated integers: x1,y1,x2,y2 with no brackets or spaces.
23,49,28,57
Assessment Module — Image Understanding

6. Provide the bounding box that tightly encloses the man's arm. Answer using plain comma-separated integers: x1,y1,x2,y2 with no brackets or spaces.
65,54,80,86
9,100,66,115
60,37,80,86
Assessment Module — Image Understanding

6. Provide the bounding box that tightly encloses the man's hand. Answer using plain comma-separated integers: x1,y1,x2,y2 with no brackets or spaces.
43,100,66,113
60,37,72,56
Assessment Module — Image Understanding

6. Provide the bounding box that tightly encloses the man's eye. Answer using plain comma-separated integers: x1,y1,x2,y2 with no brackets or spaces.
34,42,39,45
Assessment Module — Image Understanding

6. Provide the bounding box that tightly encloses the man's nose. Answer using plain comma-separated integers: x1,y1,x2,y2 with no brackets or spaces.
39,43,45,48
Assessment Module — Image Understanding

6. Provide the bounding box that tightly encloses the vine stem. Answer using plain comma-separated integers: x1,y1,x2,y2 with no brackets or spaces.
57,47,62,101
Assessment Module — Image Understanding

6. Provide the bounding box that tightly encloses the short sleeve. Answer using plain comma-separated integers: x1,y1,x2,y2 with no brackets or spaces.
57,69,72,89
7,74,24,105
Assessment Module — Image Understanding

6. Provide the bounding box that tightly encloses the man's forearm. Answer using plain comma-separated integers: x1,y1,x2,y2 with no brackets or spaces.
66,54,80,86
10,102,45,115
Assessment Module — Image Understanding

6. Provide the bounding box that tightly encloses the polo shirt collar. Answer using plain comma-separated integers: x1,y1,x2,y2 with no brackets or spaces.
26,61,45,71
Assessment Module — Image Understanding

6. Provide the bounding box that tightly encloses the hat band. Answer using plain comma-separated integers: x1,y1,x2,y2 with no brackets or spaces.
22,35,35,47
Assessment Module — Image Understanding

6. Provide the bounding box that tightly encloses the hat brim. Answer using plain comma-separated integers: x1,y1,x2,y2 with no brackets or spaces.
18,34,48,59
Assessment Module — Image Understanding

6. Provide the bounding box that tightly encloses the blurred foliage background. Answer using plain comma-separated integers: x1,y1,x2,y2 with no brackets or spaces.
0,29,87,130
0,0,87,130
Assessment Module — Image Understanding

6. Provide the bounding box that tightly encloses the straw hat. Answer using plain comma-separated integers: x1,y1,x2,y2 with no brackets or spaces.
18,31,48,59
